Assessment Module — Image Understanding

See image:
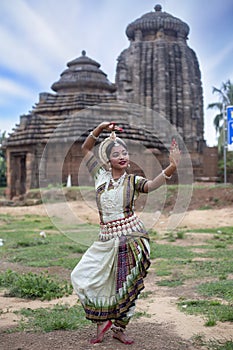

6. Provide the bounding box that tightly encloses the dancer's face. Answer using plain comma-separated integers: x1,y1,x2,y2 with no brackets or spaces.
109,145,129,171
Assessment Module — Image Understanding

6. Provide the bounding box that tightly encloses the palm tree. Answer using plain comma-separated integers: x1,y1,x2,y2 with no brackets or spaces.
207,79,233,153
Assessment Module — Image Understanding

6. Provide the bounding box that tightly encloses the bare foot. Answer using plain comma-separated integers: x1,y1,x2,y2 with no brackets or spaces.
113,331,134,345
90,320,112,344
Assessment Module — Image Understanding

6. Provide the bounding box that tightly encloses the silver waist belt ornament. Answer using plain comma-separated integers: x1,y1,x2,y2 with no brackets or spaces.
99,214,144,241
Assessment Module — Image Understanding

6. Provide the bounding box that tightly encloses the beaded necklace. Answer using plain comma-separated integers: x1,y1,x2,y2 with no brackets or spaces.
110,172,127,189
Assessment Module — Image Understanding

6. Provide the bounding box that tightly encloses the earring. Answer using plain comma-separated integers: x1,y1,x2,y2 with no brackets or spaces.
128,163,130,168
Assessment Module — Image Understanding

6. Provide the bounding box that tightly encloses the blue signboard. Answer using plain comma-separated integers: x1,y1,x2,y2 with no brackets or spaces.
227,106,233,151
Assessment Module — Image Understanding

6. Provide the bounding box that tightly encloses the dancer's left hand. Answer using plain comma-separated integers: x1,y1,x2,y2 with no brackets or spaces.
169,139,181,168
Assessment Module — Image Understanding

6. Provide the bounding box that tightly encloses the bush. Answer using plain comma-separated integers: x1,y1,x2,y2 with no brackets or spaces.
0,270,73,300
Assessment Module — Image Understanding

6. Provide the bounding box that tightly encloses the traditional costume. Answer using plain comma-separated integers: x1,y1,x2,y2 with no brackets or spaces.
71,132,150,331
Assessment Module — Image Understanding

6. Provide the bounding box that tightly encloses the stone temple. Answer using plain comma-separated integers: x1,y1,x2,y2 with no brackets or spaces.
3,5,217,199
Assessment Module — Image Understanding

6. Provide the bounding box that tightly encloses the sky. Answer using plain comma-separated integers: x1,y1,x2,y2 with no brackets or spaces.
0,0,233,146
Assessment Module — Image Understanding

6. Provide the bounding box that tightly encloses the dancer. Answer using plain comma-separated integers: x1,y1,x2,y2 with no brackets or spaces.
71,121,180,344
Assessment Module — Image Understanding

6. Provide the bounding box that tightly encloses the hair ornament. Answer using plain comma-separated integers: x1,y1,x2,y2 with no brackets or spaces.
98,131,124,164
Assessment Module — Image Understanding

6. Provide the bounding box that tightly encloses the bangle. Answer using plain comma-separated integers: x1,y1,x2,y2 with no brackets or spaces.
89,131,98,140
162,169,172,180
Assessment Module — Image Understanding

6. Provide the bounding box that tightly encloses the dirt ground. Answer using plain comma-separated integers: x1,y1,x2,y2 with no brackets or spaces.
0,185,233,350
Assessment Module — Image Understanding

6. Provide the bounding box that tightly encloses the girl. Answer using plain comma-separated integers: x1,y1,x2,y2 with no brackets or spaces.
71,121,180,344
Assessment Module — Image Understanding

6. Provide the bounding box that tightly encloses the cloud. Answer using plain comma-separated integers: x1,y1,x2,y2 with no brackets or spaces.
0,77,35,105
202,42,233,75
0,0,72,86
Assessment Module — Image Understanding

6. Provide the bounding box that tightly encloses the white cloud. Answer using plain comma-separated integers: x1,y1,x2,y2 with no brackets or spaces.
202,42,233,75
0,78,34,104
0,0,74,86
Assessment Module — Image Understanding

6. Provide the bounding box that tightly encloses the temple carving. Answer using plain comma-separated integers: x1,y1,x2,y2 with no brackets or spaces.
3,5,218,199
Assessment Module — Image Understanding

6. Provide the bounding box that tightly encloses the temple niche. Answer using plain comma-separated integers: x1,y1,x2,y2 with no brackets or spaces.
3,5,218,199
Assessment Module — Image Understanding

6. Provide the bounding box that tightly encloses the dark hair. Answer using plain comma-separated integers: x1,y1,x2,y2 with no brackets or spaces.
106,139,128,160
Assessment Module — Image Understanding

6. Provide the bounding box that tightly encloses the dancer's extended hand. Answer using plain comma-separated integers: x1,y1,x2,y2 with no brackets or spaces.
98,121,123,132
169,139,181,168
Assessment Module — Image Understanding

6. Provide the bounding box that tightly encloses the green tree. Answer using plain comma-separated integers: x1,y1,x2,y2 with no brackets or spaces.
207,79,233,153
0,131,7,187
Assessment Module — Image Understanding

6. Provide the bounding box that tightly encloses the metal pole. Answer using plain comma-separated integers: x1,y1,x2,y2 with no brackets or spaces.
223,104,227,184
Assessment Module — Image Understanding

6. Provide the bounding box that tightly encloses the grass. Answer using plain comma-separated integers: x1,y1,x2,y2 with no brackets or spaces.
190,260,233,278
198,280,233,302
150,241,195,260
151,225,233,336
199,205,213,210
14,304,89,332
151,226,233,280
207,340,233,350
178,300,233,325
157,278,184,287
0,213,88,269
0,270,73,300
0,212,233,340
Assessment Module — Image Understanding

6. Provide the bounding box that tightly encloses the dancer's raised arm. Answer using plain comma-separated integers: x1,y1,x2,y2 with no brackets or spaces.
143,139,181,193
81,122,122,156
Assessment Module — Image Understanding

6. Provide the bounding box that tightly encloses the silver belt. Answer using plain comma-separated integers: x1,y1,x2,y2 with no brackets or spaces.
99,214,144,241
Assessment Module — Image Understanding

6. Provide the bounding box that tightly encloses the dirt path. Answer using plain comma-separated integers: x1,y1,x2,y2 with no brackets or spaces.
1,274,232,343
0,202,233,349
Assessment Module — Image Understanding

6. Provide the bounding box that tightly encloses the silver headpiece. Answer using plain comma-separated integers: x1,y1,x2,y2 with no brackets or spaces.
98,131,123,164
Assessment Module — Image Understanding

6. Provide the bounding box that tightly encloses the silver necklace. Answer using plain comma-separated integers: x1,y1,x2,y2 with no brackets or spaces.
110,172,127,189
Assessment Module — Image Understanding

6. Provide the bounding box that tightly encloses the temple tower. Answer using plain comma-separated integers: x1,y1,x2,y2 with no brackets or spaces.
51,50,116,94
3,51,117,198
116,4,204,153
